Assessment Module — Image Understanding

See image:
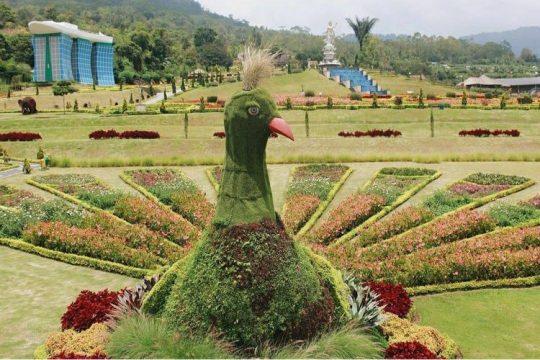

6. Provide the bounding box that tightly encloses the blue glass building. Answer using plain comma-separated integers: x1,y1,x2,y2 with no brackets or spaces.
29,21,115,86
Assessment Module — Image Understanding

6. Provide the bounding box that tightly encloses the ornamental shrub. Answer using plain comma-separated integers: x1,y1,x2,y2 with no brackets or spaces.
385,341,441,359
22,159,32,174
304,89,315,97
37,146,44,160
285,97,293,109
46,323,111,358
350,92,362,101
61,289,121,331
394,96,403,106
365,281,412,318
207,96,218,103
0,132,42,141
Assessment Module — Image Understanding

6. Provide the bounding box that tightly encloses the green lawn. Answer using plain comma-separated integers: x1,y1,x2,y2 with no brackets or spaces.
176,69,352,101
0,108,539,165
0,247,137,359
367,70,458,96
414,287,540,358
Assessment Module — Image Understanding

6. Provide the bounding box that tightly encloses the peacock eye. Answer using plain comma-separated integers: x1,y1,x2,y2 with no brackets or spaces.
247,106,260,116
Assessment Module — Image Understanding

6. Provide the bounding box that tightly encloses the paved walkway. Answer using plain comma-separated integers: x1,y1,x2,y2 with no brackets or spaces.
0,162,40,179
142,90,180,105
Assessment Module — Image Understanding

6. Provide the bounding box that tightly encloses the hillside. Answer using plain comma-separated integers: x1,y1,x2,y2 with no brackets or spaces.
462,27,540,56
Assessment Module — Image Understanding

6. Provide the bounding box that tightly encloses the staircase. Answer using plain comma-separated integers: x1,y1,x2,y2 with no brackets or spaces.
326,68,388,95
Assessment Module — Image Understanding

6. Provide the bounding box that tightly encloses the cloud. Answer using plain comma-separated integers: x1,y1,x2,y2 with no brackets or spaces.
197,0,540,36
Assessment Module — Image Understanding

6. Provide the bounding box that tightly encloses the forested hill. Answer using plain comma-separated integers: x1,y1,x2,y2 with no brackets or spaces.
462,27,540,57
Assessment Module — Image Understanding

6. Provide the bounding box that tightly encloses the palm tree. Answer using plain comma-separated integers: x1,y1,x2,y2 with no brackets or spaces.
346,16,378,53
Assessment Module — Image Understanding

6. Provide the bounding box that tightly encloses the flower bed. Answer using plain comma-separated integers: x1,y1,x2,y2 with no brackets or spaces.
0,185,40,208
0,132,42,141
459,129,520,137
356,209,496,264
312,168,438,244
338,129,402,138
369,226,540,286
23,221,164,269
89,129,160,139
282,164,350,235
123,168,214,228
30,174,198,244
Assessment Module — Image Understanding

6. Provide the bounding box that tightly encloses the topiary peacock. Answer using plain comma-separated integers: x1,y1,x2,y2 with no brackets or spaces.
142,48,351,349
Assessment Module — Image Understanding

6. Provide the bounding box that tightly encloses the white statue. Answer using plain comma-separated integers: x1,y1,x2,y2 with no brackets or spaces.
320,21,340,66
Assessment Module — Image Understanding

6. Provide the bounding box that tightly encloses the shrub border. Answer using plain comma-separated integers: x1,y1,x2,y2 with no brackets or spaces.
0,237,154,278
331,170,442,247
293,166,353,239
407,275,540,296
0,163,19,172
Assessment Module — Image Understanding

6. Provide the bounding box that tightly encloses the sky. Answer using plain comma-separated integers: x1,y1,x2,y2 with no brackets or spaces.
197,0,540,37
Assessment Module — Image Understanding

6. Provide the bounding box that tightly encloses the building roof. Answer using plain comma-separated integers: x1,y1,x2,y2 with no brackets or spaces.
28,21,113,44
459,74,540,87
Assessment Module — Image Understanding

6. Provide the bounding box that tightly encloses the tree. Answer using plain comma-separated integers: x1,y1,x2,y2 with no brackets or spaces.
371,93,379,108
6,87,10,98
198,42,232,68
129,92,134,104
346,16,378,55
122,99,128,113
37,146,44,160
52,81,78,114
418,88,424,108
22,158,31,174
73,99,79,112
430,108,435,137
193,27,217,48
171,77,177,94
519,48,537,63
184,112,189,139
163,88,167,100
461,91,468,107
500,93,507,109
180,77,186,92
0,2,15,29
8,34,33,66
35,85,39,96
304,111,310,138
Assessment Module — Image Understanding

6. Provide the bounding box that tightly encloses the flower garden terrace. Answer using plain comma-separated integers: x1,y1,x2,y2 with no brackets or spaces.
1,161,540,358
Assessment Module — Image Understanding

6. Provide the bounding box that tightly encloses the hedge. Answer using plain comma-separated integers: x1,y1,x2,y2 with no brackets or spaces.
0,237,155,277
205,167,221,192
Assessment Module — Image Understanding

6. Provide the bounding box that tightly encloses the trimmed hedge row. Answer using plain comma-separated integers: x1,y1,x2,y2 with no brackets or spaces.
459,129,520,137
338,129,402,138
0,237,154,277
89,129,160,139
0,132,42,141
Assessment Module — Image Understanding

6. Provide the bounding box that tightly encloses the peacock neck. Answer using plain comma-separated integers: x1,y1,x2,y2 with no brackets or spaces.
213,136,276,227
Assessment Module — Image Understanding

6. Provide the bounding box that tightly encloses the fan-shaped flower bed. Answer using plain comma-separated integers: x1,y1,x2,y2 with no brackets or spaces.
282,164,351,234
123,168,214,228
0,132,42,141
338,129,402,138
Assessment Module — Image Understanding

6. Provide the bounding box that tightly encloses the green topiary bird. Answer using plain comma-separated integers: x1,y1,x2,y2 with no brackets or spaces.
142,48,351,349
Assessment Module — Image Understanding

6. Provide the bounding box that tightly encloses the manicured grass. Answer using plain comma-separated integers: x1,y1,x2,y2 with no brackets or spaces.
0,246,137,358
367,70,458,96
0,108,538,164
176,69,352,101
414,287,540,358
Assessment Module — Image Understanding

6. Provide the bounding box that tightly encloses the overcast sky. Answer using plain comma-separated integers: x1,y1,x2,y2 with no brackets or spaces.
197,0,540,37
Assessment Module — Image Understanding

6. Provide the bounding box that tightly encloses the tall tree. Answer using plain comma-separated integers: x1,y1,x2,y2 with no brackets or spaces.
346,16,378,54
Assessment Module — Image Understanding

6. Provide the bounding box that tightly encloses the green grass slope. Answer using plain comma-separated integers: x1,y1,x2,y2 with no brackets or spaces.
414,287,540,358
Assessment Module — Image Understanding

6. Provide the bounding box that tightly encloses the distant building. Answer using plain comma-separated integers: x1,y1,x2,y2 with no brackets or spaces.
29,21,115,86
458,75,540,93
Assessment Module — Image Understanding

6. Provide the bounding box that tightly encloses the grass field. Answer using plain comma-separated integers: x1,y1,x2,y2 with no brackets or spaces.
0,247,137,358
367,70,458,96
0,108,538,165
175,70,352,101
414,287,540,358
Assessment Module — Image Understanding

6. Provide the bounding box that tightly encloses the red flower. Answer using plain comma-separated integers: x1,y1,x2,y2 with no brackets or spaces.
338,129,402,138
385,341,443,359
365,281,412,318
61,289,121,332
0,132,42,141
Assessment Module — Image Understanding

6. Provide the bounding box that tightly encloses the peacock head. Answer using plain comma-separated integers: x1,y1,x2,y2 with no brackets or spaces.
224,88,294,149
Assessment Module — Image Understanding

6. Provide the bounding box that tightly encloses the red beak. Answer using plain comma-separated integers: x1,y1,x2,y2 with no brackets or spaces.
268,117,294,141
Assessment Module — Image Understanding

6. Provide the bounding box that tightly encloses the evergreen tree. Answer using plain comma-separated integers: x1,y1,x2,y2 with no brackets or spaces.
327,97,333,109
430,108,435,137
199,96,205,111
119,80,123,91
164,88,168,100
160,100,167,113
140,88,144,99
184,112,189,139
129,92,134,104
191,76,195,88
304,111,310,138
500,93,507,109
37,146,44,160
73,99,78,112
181,77,186,92
149,83,155,96
122,99,128,113
418,88,424,108
285,97,292,110
461,91,468,106
7,87,10,98
35,85,39,96
92,82,96,91
22,159,32,174
95,104,100,113
3,148,8,163
372,93,379,108
171,78,177,94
